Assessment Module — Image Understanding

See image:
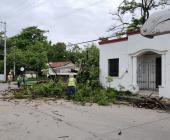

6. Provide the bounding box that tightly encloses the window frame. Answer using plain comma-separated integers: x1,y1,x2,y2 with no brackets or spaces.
108,58,119,77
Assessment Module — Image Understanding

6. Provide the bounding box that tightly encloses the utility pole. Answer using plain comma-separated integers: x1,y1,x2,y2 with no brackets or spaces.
13,46,16,79
0,21,7,81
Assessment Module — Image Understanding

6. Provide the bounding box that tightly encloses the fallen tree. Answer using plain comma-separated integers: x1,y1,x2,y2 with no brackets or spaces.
117,93,170,110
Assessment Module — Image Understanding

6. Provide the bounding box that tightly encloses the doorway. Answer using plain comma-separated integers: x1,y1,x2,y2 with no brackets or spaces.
137,52,161,91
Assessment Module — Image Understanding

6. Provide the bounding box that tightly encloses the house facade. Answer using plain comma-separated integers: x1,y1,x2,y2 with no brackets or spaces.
25,71,37,79
99,32,170,98
48,62,78,77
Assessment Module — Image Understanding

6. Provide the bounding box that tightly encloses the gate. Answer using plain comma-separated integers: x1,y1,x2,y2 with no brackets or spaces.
137,60,156,91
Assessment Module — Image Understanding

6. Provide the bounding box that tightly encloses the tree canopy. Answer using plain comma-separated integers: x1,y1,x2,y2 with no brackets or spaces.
6,26,50,75
109,0,168,33
76,44,99,87
2,26,99,78
47,42,67,62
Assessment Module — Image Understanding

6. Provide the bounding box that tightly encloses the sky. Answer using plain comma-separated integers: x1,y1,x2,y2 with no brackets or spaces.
0,0,122,45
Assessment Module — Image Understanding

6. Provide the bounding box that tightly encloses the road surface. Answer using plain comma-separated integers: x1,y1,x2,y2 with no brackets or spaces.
0,83,17,95
0,99,170,140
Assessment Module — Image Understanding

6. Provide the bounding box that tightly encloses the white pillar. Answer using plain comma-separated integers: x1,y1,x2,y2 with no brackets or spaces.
132,56,137,86
161,54,166,87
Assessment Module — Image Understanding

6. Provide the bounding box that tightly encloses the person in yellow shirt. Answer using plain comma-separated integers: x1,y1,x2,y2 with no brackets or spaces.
67,74,76,97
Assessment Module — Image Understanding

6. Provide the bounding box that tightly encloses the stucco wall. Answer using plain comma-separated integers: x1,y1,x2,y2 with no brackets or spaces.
99,33,170,98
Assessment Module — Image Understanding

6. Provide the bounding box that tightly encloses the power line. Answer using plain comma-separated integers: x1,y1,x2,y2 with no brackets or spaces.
7,0,30,15
5,0,46,21
67,39,100,47
66,34,119,47
54,0,104,21
4,0,109,48
4,0,37,19
6,0,104,22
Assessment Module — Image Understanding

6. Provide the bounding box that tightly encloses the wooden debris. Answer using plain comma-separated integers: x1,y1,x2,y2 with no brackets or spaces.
116,93,170,111
134,94,169,110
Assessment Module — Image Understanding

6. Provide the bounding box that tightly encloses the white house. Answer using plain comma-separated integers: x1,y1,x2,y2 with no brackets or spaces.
25,71,37,79
47,62,78,77
99,31,170,98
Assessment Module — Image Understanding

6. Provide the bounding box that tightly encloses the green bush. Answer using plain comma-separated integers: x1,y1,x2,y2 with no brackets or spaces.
97,96,109,106
14,80,128,106
30,80,67,98
14,80,66,99
74,84,93,102
13,92,25,99
106,90,116,103
51,79,67,97
73,84,116,106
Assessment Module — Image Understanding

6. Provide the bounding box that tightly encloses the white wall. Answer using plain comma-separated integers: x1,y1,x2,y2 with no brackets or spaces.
99,33,170,98
48,63,76,76
25,74,37,79
0,74,5,81
100,40,131,90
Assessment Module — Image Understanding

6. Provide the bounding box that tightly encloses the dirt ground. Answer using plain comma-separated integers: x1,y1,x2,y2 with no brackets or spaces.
0,98,170,140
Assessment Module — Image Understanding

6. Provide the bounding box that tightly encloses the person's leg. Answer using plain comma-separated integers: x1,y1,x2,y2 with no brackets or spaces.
72,87,76,95
70,87,73,95
70,87,76,99
67,87,71,100
17,82,20,88
8,81,10,89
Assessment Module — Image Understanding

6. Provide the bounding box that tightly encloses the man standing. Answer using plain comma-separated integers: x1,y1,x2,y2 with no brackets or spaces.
67,74,76,98
7,71,13,89
16,75,22,88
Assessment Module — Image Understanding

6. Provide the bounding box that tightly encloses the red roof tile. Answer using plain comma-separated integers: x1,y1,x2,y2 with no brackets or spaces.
99,30,140,45
48,62,71,68
99,37,128,45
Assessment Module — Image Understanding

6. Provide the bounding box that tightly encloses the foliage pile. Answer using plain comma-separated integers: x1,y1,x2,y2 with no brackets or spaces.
13,80,116,106
13,80,66,99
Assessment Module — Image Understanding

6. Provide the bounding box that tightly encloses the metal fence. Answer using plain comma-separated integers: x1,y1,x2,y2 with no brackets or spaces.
137,63,157,91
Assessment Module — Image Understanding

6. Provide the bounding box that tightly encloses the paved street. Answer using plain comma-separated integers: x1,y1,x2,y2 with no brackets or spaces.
0,83,17,94
0,99,170,140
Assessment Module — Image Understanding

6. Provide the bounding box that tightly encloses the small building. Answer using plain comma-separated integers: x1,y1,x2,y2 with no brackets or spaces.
99,31,170,98
25,71,37,79
0,74,4,81
47,62,78,78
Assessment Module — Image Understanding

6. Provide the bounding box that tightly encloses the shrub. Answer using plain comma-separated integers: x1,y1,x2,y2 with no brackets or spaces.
30,80,67,98
13,92,25,99
32,83,49,97
74,84,93,102
74,91,84,102
74,84,116,106
52,79,67,97
13,80,65,98
13,79,120,106
97,96,109,106
106,89,116,103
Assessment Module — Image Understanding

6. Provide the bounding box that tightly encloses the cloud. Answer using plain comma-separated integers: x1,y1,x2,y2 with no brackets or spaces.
0,0,121,44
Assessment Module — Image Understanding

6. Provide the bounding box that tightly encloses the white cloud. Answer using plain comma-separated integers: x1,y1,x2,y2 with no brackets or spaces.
0,0,121,44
